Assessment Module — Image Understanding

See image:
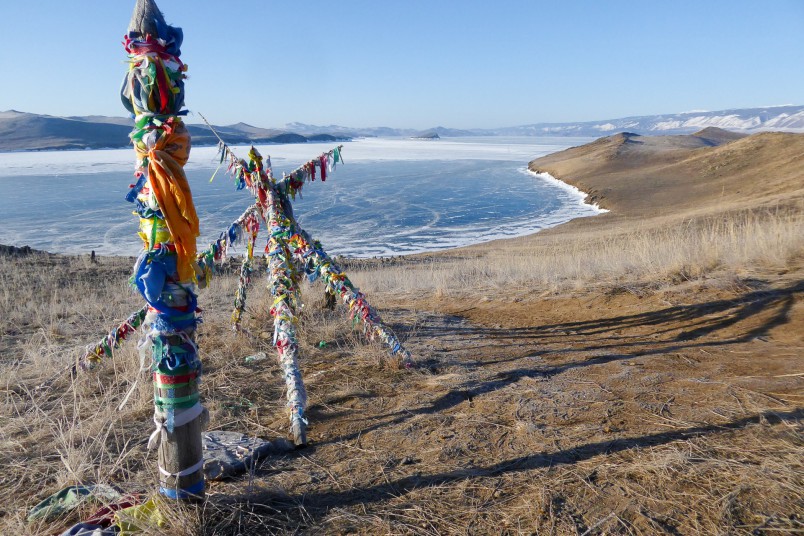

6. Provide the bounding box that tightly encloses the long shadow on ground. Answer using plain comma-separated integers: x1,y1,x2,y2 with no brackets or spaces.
314,280,801,446
201,283,803,533
412,280,802,347
212,408,801,528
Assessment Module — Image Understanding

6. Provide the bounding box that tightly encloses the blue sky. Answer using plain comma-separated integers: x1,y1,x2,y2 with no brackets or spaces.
0,0,801,129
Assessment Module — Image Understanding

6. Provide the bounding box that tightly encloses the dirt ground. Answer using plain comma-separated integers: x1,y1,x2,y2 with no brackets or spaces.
265,276,803,535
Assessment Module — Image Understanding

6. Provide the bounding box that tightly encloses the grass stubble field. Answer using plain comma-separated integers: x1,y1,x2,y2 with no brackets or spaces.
1,128,802,535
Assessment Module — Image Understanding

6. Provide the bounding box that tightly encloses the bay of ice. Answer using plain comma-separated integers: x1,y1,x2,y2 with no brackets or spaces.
0,137,602,258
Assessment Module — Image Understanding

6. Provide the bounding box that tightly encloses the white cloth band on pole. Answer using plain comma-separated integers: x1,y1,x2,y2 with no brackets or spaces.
158,458,205,478
147,403,205,450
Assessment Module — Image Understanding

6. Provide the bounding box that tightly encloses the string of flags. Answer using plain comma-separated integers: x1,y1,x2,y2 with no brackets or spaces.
83,142,411,367
284,222,413,364
82,204,259,366
82,306,149,368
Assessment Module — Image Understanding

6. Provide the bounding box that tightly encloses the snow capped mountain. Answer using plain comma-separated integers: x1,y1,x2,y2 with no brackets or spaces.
284,105,804,138
491,105,804,137
281,106,804,139
762,110,804,129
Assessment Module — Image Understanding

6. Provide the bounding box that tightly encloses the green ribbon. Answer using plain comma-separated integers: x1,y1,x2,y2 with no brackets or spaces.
155,393,199,409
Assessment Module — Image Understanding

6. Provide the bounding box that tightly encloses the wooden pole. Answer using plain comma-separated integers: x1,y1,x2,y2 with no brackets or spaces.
125,0,205,500
262,163,308,447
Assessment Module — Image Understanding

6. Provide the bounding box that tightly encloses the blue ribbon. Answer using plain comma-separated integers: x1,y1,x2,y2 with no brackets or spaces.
159,479,205,500
133,249,198,319
126,173,149,203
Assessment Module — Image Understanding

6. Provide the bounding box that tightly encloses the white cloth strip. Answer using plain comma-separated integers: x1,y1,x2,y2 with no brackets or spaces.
148,402,205,450
158,458,204,479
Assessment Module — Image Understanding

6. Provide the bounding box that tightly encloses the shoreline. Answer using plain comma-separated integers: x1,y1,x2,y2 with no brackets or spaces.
4,129,802,265
528,170,609,213
0,154,607,261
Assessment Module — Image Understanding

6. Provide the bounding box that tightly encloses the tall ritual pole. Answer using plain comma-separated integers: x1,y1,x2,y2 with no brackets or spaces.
123,0,206,500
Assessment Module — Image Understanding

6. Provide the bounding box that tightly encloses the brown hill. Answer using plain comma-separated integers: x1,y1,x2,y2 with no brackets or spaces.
529,128,804,219
692,126,747,145
0,110,132,151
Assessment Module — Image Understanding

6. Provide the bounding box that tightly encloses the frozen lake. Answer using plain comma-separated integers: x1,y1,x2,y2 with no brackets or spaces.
0,136,602,257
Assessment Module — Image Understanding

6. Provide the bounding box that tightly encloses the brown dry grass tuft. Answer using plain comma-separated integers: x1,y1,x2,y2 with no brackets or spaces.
349,203,804,300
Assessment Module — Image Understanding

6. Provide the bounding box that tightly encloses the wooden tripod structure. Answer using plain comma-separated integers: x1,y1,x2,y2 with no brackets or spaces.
210,142,414,446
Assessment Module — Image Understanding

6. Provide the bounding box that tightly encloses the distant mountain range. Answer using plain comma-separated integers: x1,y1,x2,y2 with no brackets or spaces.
485,105,804,137
285,105,804,138
0,111,349,152
282,122,479,139
1,105,802,152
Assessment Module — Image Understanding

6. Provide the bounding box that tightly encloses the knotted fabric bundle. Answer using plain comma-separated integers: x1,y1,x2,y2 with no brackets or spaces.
134,123,199,281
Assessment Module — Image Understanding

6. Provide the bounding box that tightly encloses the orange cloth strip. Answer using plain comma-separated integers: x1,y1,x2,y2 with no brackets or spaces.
136,123,200,282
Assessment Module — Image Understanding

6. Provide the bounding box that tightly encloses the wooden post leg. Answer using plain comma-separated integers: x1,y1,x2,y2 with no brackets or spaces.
279,341,308,447
126,0,204,500
151,326,207,500
157,416,206,499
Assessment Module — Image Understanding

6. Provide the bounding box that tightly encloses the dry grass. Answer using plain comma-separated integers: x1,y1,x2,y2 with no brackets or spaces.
350,203,804,299
0,252,401,535
1,240,801,534
306,424,802,534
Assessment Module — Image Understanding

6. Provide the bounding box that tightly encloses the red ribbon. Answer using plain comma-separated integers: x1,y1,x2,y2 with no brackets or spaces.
153,372,198,385
319,156,327,181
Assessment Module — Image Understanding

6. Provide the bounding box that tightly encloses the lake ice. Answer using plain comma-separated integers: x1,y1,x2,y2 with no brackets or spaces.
0,137,602,258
